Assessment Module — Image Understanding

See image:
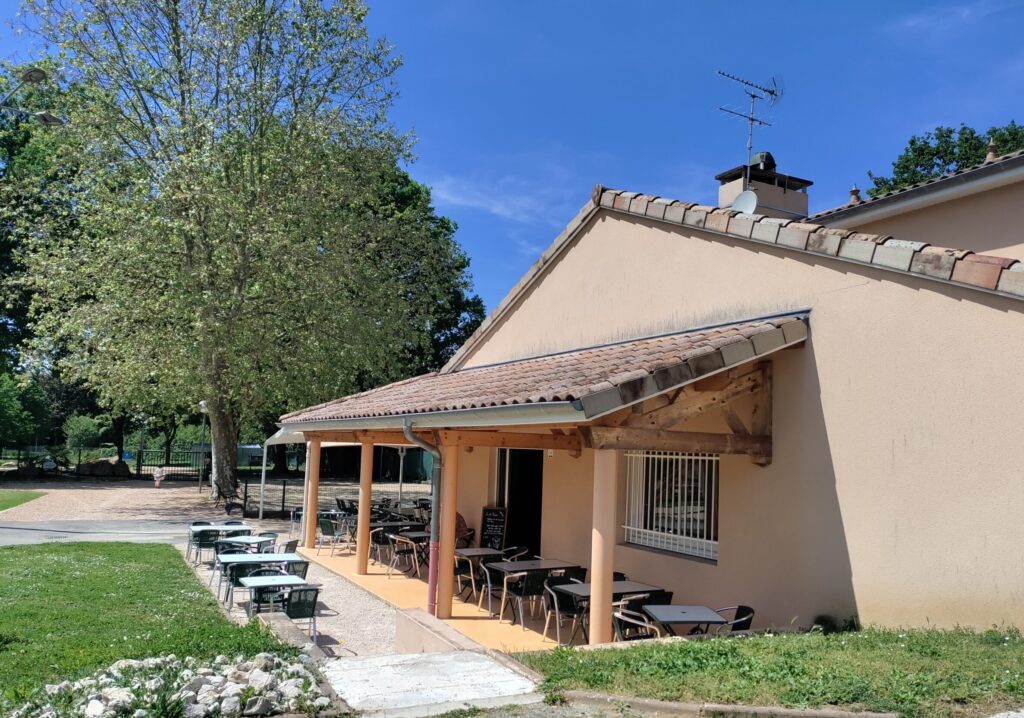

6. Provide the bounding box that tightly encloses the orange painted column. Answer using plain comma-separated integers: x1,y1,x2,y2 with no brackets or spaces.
355,441,374,575
302,440,322,549
589,449,618,645
436,443,460,619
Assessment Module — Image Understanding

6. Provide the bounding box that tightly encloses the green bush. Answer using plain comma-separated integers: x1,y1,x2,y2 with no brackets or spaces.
63,414,112,450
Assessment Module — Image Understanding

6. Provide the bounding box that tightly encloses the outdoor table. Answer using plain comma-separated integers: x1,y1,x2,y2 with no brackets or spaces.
239,575,308,617
552,580,662,600
217,553,305,605
219,535,275,550
188,523,251,534
484,559,580,574
454,547,503,559
401,530,430,541
642,604,727,636
371,521,425,530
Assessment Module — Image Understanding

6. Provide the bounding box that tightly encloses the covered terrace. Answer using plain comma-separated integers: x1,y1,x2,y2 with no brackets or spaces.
279,313,808,646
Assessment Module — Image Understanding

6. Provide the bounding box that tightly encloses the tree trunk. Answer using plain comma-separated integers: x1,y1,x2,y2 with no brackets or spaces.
273,443,288,474
163,423,177,466
111,415,126,461
207,401,239,499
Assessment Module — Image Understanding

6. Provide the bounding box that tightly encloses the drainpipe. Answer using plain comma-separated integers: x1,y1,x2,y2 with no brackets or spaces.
402,417,442,616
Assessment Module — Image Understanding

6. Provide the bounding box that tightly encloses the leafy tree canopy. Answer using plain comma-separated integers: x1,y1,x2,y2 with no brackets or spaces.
868,122,1024,197
18,0,483,495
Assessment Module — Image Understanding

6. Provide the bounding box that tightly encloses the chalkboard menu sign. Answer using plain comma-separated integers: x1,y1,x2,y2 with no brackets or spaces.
480,506,508,550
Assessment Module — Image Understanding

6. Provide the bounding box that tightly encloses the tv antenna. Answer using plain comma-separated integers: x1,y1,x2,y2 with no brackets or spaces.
717,70,783,190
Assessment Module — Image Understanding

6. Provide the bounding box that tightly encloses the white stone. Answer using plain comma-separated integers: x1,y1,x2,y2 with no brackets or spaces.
84,699,107,718
176,691,198,705
225,670,247,684
184,705,207,718
206,675,225,688
196,668,215,677
312,697,331,710
196,685,219,706
247,669,276,692
111,659,144,673
144,677,164,692
133,710,148,718
277,679,303,699
220,696,240,716
182,677,207,694
219,683,243,699
213,655,228,665
102,687,134,711
251,654,276,672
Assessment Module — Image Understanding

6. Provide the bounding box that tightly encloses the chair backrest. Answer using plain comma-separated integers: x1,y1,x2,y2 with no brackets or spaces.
280,539,299,554
258,531,278,539
225,520,244,525
285,587,319,619
544,575,583,613
503,546,528,561
335,498,347,512
251,567,287,577
723,605,755,632
317,517,336,535
195,529,220,548
612,608,660,641
287,561,310,579
192,521,212,526
646,589,674,606
612,571,629,581
564,566,587,582
521,571,548,596
225,529,251,538
229,563,259,585
215,541,246,555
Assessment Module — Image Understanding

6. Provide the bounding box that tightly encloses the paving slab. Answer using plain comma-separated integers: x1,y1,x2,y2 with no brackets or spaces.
321,650,539,717
0,519,192,545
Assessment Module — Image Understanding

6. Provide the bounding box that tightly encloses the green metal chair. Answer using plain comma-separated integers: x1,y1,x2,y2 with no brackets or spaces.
286,560,310,580
191,529,220,566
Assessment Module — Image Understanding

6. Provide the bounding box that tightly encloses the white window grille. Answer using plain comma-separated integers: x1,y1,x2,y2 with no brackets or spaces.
623,451,719,560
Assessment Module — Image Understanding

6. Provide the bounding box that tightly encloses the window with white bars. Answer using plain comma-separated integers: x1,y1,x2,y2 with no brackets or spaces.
623,451,719,560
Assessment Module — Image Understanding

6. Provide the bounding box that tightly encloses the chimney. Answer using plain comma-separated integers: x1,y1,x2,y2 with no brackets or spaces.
986,139,998,163
849,184,862,205
715,151,813,219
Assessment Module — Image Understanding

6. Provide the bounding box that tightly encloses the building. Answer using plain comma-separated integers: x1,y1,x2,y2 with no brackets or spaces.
278,157,1024,643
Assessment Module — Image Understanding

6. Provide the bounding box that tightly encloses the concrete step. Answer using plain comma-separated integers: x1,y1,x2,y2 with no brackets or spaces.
321,650,540,717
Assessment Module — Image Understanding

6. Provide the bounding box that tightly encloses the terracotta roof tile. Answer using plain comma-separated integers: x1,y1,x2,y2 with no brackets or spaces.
281,315,807,424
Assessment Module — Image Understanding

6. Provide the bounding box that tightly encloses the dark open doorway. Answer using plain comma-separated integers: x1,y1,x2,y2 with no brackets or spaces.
496,448,544,556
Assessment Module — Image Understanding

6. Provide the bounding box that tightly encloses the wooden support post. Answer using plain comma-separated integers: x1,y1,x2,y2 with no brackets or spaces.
589,449,618,645
302,440,321,549
356,441,374,575
436,443,460,619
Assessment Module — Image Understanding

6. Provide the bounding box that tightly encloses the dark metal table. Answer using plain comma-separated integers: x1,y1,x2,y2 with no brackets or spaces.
552,580,662,599
643,604,726,636
454,547,504,559
484,559,580,574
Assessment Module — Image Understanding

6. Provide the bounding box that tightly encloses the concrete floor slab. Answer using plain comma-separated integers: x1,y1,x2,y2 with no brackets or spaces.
322,650,539,717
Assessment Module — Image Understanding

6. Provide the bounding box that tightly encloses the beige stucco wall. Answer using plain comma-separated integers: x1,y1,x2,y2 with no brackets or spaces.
837,181,1024,261
453,209,1024,629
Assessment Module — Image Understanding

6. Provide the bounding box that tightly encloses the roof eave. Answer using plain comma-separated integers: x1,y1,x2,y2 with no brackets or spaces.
814,153,1024,225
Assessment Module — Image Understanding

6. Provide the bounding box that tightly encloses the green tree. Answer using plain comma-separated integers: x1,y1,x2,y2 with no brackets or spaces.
62,413,111,449
0,373,32,445
868,121,1024,197
21,0,481,497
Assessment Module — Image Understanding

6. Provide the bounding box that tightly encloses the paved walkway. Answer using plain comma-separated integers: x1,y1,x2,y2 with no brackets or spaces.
321,651,539,717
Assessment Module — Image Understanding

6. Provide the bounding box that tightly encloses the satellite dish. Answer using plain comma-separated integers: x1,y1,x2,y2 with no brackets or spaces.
731,190,758,214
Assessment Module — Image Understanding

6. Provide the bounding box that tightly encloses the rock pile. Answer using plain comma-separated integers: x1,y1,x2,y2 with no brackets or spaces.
9,653,332,718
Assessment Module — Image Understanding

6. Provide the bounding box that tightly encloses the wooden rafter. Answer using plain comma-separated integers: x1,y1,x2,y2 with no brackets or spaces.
301,428,580,454
615,368,764,430
578,425,770,456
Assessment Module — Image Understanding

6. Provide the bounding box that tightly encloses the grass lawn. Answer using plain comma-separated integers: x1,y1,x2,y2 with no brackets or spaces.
0,489,44,512
0,542,286,703
519,628,1024,718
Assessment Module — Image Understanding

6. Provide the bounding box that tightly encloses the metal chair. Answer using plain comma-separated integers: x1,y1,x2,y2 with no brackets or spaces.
454,555,476,598
387,534,420,578
185,522,212,561
317,518,344,556
503,546,529,561
476,562,505,616
209,543,247,594
286,587,321,641
713,605,756,635
191,529,220,566
501,570,549,628
286,560,310,580
278,539,299,554
542,569,588,644
612,608,663,641
248,568,289,616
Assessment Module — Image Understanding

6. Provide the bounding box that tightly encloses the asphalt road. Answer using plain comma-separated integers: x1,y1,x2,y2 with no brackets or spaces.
0,520,190,545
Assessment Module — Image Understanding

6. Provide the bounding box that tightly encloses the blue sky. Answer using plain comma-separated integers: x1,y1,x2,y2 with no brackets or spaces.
4,1,1024,310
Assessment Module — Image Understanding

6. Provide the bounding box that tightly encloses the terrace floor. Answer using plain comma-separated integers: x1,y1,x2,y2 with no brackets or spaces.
300,546,567,653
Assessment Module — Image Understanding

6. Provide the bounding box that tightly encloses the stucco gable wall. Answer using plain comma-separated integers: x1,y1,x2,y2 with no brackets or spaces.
460,210,1024,627
846,181,1024,261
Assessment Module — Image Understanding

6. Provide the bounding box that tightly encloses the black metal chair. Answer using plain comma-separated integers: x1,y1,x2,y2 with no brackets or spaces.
713,605,756,635
613,571,629,581
612,608,663,641
500,571,548,627
248,567,289,616
285,587,321,641
542,572,588,644
209,542,247,594
317,517,345,556
286,560,310,580
225,562,259,606
191,529,221,566
387,534,420,578
503,546,529,561
278,539,299,554
476,562,506,616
